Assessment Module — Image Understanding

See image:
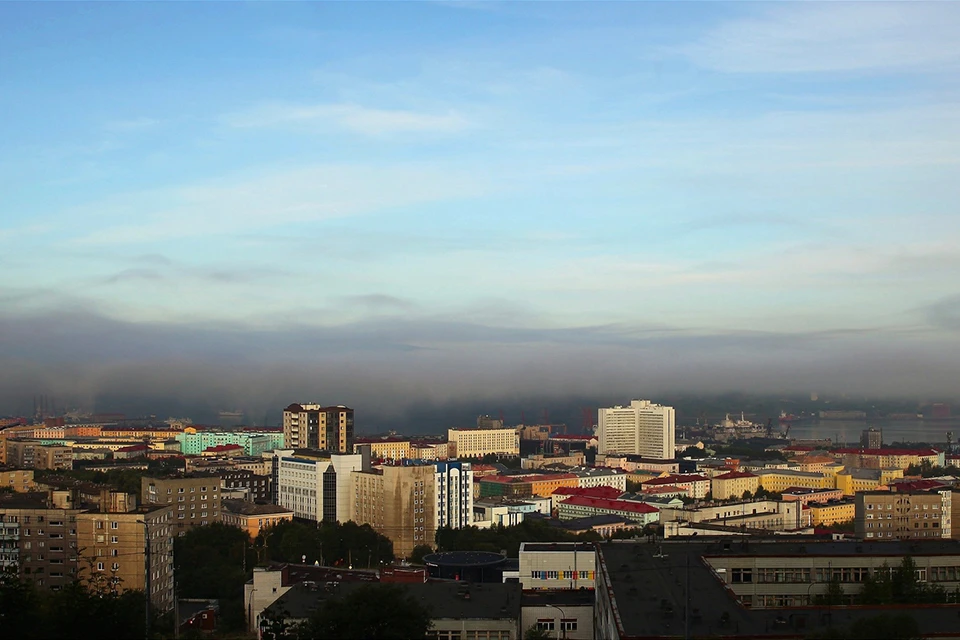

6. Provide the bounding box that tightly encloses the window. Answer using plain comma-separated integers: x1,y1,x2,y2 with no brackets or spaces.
111,522,118,529
111,549,119,557
96,562,104,571
112,563,120,571
536,620,555,631
732,568,753,584
561,619,578,632
110,536,119,543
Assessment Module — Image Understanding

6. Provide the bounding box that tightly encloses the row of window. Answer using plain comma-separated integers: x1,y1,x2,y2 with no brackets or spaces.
529,570,594,580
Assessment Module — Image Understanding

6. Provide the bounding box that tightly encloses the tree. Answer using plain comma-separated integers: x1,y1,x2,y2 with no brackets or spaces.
524,624,554,640
814,576,845,606
293,584,432,640
858,557,947,605
680,446,708,459
409,544,433,564
742,490,753,500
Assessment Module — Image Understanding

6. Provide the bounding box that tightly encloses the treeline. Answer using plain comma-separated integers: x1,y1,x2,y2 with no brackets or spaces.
0,569,148,639
815,556,959,606
434,519,604,557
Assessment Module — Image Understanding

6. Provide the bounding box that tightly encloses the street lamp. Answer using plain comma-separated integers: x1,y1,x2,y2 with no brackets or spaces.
545,604,567,640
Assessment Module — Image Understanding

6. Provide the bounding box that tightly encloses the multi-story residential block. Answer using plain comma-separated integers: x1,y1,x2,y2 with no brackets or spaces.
282,404,354,453
435,461,473,529
0,468,36,492
351,462,436,559
447,427,520,459
572,467,627,492
275,450,366,522
478,473,579,499
756,469,832,493
5,441,73,470
641,473,709,499
76,503,174,610
176,430,285,456
855,490,945,540
860,427,883,449
221,469,271,503
353,437,411,461
835,467,904,495
141,474,222,535
0,492,82,590
833,447,943,471
597,400,675,459
519,542,596,590
410,441,449,461
556,495,659,526
221,499,294,538
781,487,844,506
809,498,856,526
711,470,760,500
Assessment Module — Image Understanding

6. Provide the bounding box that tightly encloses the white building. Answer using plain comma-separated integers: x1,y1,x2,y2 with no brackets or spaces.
435,461,474,529
447,427,520,458
597,400,675,459
519,542,596,590
572,467,627,492
276,450,367,522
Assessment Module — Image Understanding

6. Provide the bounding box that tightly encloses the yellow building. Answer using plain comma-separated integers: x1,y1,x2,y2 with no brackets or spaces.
76,503,174,610
0,468,36,492
351,463,437,559
353,438,411,461
221,499,294,539
809,499,856,526
711,471,760,500
757,469,832,493
447,428,519,458
836,468,904,496
528,474,580,497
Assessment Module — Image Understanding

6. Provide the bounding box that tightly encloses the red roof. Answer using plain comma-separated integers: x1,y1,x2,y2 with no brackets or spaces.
713,471,758,480
889,479,948,493
642,485,686,495
830,448,940,456
559,495,659,514
643,474,708,486
552,486,623,499
204,444,244,452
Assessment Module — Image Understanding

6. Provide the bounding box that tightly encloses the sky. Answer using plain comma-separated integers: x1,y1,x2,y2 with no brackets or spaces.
1,2,959,427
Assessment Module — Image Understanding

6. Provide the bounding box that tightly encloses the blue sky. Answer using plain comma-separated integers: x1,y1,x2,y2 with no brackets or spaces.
2,2,959,419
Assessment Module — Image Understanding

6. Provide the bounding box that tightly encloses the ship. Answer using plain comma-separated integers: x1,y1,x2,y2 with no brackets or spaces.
779,411,798,424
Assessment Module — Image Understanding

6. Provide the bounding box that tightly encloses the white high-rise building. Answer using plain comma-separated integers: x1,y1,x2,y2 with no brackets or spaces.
598,400,675,459
434,461,474,529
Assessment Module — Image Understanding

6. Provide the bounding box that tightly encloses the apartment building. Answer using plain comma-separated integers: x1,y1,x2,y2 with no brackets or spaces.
855,490,945,540
597,400,675,459
435,461,473,530
0,468,36,492
275,450,366,522
351,462,436,559
572,467,627,492
781,487,843,506
140,474,222,535
836,467,904,495
353,437,411,461
447,427,519,459
221,469,271,503
519,542,596,590
221,499,294,538
809,499,856,526
176,430,284,456
711,470,760,499
641,474,709,499
0,492,82,591
756,469,832,493
76,503,174,610
555,496,659,526
282,404,354,453
5,441,73,470
478,473,579,499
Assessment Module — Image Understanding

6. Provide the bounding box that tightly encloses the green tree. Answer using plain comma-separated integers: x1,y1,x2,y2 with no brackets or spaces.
293,584,432,640
524,624,554,640
175,523,258,632
409,544,433,564
814,576,845,606
0,568,41,639
858,557,947,605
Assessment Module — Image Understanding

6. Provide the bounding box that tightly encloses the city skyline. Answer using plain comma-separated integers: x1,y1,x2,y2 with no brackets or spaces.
2,3,959,418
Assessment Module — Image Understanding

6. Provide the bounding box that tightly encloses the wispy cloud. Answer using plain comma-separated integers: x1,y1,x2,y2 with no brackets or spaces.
222,102,471,136
67,162,487,245
103,117,161,132
680,4,960,74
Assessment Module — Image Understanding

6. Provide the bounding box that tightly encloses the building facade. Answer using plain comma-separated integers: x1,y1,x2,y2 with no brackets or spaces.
597,400,675,459
447,428,520,459
141,474,222,535
221,499,294,538
351,463,436,559
275,451,365,523
282,404,354,453
519,542,596,590
76,503,174,610
855,490,945,540
435,461,473,530
0,493,82,591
